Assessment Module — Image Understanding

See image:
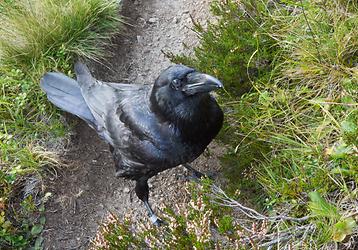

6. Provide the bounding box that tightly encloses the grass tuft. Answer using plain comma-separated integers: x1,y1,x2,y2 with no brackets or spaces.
0,0,120,248
0,0,120,77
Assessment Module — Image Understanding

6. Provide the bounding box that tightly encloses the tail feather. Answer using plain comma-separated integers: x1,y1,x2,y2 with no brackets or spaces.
40,72,96,127
74,62,93,87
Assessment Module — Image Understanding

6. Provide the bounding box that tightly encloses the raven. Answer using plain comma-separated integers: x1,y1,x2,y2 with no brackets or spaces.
40,63,223,225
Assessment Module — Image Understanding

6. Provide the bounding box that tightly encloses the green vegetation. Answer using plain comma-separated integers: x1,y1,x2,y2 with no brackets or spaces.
0,0,120,248
1,0,356,248
96,0,357,248
176,0,358,247
92,182,244,249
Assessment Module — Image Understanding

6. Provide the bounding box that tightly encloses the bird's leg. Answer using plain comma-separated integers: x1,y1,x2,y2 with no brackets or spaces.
109,145,125,178
183,163,206,179
135,178,164,226
109,144,114,154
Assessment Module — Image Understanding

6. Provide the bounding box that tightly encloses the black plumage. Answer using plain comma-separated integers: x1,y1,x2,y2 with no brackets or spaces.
40,63,223,224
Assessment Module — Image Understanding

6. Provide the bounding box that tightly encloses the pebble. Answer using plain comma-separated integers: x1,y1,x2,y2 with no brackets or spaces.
136,35,144,45
123,187,130,193
172,17,180,24
148,17,159,23
138,17,146,24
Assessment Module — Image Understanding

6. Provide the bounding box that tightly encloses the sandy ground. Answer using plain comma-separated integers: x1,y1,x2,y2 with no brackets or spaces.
42,0,224,249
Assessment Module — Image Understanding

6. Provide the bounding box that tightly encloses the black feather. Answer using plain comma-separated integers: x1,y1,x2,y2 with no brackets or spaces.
40,63,223,223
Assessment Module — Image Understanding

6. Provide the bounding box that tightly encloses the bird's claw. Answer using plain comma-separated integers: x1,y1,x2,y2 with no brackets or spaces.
149,213,167,226
204,171,217,180
183,164,216,181
153,218,166,227
191,170,216,181
179,171,214,183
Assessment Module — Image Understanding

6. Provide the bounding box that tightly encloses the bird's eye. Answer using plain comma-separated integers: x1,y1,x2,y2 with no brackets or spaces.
171,79,181,90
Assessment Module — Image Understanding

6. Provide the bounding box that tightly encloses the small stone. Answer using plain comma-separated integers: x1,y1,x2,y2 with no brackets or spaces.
138,17,146,24
137,35,144,44
123,187,130,193
148,17,159,23
172,17,180,24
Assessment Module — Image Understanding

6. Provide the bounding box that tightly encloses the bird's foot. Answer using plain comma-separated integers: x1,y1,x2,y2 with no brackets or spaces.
149,214,166,226
182,164,216,181
191,169,205,179
178,172,216,183
203,171,217,180
129,188,135,202
153,218,167,227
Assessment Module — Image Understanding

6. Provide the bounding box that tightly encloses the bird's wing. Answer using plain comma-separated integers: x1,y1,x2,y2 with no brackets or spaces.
81,80,179,172
83,81,151,144
106,93,186,178
74,62,151,144
74,63,190,171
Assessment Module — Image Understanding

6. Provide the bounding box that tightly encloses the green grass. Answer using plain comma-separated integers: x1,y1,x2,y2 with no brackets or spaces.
0,0,120,77
169,0,358,247
0,0,120,248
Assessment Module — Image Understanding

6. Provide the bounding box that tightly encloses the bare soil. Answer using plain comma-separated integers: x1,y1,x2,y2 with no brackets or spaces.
43,0,224,249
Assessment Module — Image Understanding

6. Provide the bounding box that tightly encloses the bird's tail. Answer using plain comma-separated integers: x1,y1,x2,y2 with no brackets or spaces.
74,61,94,87
40,72,96,127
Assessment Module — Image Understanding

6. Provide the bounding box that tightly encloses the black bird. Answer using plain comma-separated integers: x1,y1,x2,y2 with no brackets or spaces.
40,63,223,225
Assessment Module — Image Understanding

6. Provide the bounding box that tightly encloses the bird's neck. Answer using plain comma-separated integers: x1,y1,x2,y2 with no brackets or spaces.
150,92,222,145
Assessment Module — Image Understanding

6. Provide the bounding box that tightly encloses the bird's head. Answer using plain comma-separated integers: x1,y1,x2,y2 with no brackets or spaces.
150,64,223,122
153,64,223,97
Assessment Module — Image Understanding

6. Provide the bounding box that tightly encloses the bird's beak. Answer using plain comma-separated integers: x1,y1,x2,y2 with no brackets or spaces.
182,72,223,95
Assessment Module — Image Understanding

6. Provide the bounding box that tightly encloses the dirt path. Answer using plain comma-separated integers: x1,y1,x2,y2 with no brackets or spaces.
43,0,223,249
